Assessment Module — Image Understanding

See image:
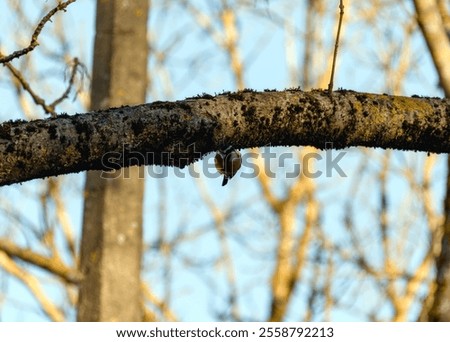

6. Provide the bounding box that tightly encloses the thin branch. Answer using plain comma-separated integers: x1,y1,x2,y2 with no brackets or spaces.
50,57,88,109
220,5,245,89
0,251,65,321
414,0,450,96
2,56,87,117
2,58,57,116
142,283,178,322
0,239,81,284
328,0,344,94
0,0,78,64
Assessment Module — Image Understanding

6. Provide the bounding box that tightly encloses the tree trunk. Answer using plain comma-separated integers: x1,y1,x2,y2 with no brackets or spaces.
77,0,148,321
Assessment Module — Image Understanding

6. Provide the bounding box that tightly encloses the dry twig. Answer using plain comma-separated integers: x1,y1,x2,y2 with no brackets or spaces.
0,0,77,64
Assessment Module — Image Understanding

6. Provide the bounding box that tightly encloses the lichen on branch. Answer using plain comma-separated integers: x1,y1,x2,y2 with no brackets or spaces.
0,89,449,186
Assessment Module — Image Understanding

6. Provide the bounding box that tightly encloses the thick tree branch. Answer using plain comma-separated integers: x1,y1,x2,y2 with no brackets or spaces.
0,89,449,186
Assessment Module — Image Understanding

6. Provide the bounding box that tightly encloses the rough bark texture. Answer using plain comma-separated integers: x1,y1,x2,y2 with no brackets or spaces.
76,0,148,322
1,90,449,186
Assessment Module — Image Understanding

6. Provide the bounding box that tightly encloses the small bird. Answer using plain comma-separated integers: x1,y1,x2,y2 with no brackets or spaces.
214,146,242,186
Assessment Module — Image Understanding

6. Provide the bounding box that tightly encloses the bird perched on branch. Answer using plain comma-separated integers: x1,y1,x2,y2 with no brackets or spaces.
214,146,242,186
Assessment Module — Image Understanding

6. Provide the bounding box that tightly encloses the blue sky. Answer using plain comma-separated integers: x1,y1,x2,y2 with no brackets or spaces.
0,0,446,321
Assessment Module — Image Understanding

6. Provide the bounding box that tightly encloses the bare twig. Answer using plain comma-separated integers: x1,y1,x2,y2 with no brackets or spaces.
3,58,57,116
2,56,86,117
0,0,77,64
50,57,88,109
328,0,344,94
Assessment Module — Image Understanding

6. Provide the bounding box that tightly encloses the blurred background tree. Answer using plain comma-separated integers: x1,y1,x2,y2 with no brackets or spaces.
0,0,448,321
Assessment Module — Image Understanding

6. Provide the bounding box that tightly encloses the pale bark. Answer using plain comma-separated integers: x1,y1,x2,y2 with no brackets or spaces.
76,0,148,322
